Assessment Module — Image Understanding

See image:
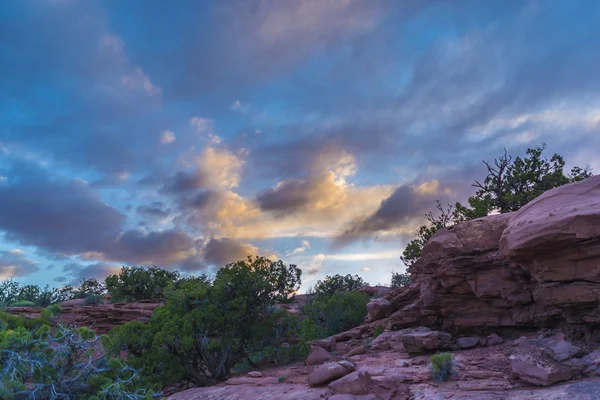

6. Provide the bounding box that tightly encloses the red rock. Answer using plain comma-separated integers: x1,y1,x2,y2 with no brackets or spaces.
366,298,392,322
306,346,331,366
346,345,366,357
510,343,574,386
6,301,160,334
308,363,349,387
328,371,372,395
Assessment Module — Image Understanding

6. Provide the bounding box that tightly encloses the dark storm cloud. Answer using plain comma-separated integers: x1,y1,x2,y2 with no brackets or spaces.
335,186,436,246
184,190,220,210
160,171,207,194
203,238,257,266
0,250,40,278
108,229,197,266
137,204,171,219
256,179,313,213
0,161,125,255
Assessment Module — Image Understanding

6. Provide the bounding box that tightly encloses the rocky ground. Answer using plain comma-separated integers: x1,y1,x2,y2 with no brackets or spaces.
166,324,600,400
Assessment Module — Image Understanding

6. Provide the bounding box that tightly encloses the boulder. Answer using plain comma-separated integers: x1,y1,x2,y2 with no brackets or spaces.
582,350,600,376
345,345,366,357
366,298,392,322
457,337,481,349
308,362,349,387
313,336,337,352
337,360,357,373
510,344,574,386
401,329,452,354
306,346,331,366
370,326,431,351
500,175,600,323
386,176,600,334
486,333,504,346
328,371,372,395
248,371,263,378
541,339,581,362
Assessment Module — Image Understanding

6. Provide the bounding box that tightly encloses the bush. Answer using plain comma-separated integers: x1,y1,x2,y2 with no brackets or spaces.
74,278,106,299
373,325,384,338
84,293,105,305
391,272,411,289
104,257,302,387
0,310,158,399
313,274,369,299
303,290,370,337
105,266,180,302
10,300,37,307
0,280,21,308
430,352,454,382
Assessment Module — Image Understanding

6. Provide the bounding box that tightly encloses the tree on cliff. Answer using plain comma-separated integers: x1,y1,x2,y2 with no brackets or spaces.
401,144,594,267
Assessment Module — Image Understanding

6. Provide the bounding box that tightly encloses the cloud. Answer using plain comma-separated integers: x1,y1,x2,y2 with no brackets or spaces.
0,160,125,255
0,249,39,279
304,253,325,276
334,181,443,246
287,240,310,256
203,237,258,266
60,262,121,284
137,204,171,219
160,130,176,144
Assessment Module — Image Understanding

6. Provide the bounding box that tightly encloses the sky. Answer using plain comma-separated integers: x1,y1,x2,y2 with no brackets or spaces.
1,0,599,291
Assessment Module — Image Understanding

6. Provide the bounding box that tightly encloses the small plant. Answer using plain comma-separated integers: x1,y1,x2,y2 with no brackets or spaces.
11,300,37,307
373,325,384,338
430,352,454,382
391,272,411,289
278,375,285,383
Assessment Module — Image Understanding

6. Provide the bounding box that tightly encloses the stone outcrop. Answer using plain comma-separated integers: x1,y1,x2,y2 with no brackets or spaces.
366,298,392,322
388,176,600,334
306,346,331,366
308,362,350,387
6,300,160,334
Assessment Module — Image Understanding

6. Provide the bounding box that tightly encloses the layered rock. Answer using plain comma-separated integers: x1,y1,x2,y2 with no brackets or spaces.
388,175,600,333
6,300,160,334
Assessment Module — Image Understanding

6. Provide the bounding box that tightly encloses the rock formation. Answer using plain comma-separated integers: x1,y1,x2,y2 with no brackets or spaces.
6,300,160,334
388,175,600,334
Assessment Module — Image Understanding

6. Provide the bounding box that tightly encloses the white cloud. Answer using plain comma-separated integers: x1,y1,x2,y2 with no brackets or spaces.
190,116,222,144
196,147,246,189
286,240,311,256
161,130,176,144
121,67,161,96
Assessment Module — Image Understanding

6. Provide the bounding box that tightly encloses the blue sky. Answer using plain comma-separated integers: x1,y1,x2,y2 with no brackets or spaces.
1,0,599,291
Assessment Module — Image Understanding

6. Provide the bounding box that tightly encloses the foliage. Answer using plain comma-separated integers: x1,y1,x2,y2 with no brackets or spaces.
401,201,455,267
373,325,385,338
0,279,21,308
10,300,37,307
278,376,285,383
430,352,454,382
104,257,303,387
0,309,158,399
312,274,369,299
466,144,593,214
85,293,106,305
391,272,411,288
75,278,107,298
402,145,594,267
105,266,180,302
303,289,370,337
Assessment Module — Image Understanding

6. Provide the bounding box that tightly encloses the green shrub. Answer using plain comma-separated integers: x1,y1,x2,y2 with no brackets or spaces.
391,272,411,289
105,266,180,302
430,352,454,381
10,300,37,307
0,315,158,399
303,290,370,337
278,376,285,383
0,280,21,308
373,325,385,338
84,293,105,305
74,278,106,298
313,274,368,299
104,257,302,387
